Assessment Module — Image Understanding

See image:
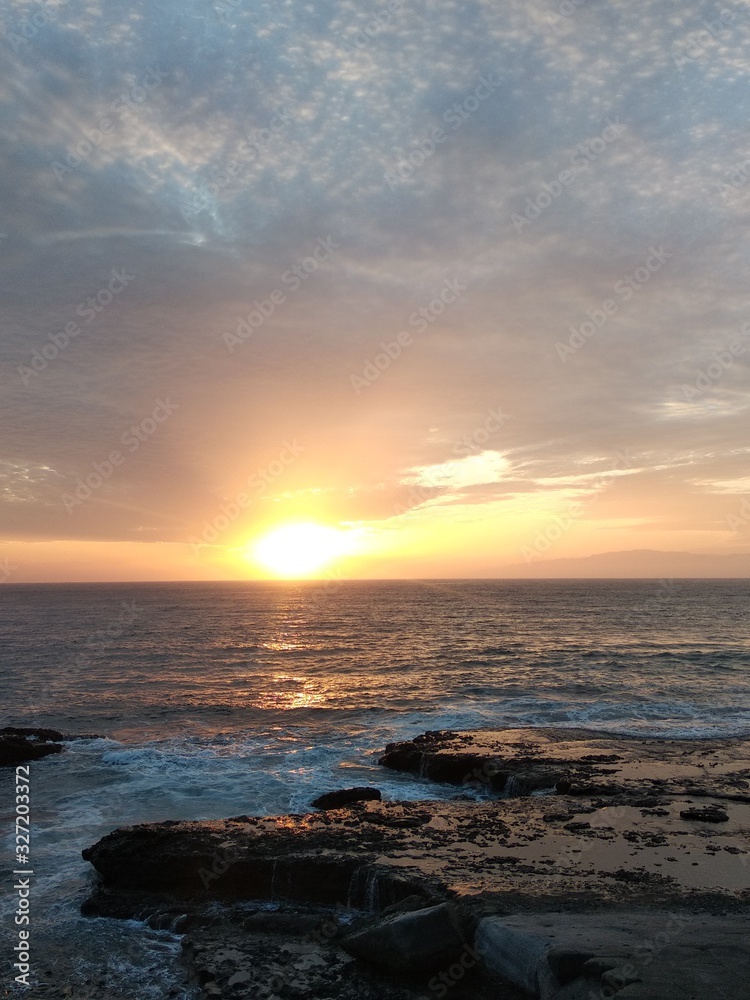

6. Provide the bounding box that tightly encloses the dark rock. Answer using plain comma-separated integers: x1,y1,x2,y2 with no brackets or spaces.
379,741,493,786
547,947,597,985
500,769,563,796
347,863,438,911
83,825,361,905
488,771,509,793
381,739,565,797
341,902,467,973
553,977,602,999
582,956,622,977
240,911,331,936
0,727,101,767
378,742,423,773
601,965,642,992
80,886,192,924
381,726,750,809
475,916,553,995
379,894,435,918
680,805,729,823
0,732,64,766
312,787,382,809
181,914,425,1000
424,752,494,785
81,814,440,914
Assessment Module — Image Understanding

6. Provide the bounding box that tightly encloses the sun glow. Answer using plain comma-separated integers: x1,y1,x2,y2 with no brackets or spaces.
248,522,355,578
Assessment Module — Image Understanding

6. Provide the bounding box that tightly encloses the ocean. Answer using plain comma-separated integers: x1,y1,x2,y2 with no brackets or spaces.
1,579,749,996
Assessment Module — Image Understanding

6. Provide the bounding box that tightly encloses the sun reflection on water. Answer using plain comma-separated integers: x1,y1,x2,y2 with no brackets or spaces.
254,673,327,710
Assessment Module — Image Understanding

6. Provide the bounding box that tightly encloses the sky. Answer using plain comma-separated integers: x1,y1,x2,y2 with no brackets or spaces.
1,0,749,582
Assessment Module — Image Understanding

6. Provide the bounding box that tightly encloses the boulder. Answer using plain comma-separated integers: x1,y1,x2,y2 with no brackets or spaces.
379,741,492,786
341,902,467,973
547,947,597,985
82,823,361,905
475,911,750,1000
82,814,438,914
475,917,557,997
311,787,382,809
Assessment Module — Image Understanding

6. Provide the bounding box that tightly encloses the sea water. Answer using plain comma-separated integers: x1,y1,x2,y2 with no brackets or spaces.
1,579,748,995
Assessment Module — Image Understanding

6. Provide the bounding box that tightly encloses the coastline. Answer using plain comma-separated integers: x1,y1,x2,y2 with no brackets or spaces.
75,727,750,999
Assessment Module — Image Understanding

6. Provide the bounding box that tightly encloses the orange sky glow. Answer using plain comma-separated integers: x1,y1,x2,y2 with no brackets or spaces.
1,2,749,582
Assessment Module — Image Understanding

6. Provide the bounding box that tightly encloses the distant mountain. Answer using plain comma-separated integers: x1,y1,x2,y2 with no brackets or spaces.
502,549,750,578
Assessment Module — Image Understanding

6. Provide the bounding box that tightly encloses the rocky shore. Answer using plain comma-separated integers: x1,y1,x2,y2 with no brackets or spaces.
79,728,750,999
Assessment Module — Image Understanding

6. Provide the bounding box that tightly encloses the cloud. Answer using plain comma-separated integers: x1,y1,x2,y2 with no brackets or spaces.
0,0,749,572
404,451,510,491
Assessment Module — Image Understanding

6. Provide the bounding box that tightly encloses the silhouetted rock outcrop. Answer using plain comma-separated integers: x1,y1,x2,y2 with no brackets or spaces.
312,787,382,809
0,727,102,767
0,727,65,766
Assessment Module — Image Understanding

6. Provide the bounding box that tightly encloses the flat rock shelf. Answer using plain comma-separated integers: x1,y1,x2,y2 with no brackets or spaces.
79,728,750,1000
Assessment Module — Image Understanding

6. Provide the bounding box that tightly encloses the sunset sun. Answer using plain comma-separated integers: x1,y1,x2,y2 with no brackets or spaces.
249,523,355,578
